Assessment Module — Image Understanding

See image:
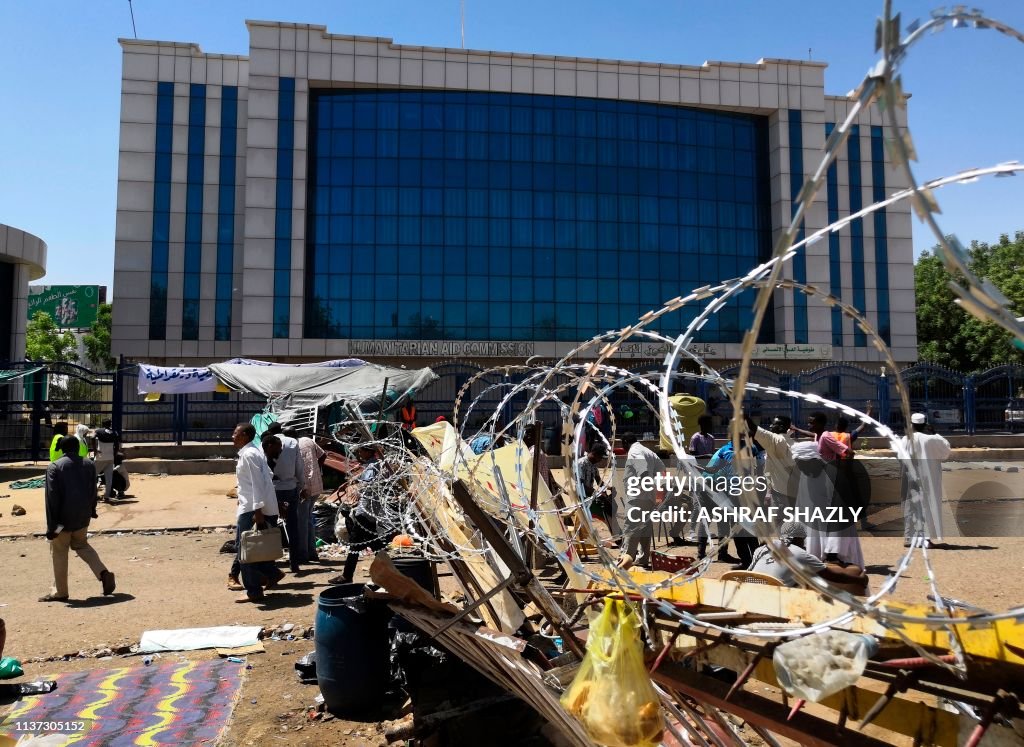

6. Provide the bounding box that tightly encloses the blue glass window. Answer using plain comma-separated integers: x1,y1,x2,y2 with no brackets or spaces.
149,81,174,340
788,110,807,344
274,78,295,338
848,126,867,346
870,126,891,344
215,86,238,341
181,84,206,340
304,90,773,342
825,123,843,347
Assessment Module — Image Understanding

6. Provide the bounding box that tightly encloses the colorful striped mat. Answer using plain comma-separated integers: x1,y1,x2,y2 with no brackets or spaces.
0,658,245,745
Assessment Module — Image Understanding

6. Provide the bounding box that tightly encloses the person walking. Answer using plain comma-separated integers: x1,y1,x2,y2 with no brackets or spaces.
232,423,282,603
665,414,716,546
618,433,666,570
93,419,120,504
39,435,116,602
701,435,764,568
264,423,308,574
901,413,952,545
294,431,326,561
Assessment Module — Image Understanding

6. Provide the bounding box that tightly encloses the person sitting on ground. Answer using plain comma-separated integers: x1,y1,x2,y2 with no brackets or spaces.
49,422,69,462
747,522,868,593
40,436,116,602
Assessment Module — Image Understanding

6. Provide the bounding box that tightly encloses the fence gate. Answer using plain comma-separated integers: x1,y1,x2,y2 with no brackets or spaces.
971,364,1024,433
896,363,966,433
796,363,881,432
0,363,45,461
0,362,116,461
717,364,791,432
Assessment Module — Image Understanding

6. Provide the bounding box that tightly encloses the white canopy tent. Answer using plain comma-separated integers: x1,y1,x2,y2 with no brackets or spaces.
136,357,437,430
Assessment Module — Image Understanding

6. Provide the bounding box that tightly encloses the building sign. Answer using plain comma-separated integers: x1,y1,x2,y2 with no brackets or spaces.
752,343,833,360
613,341,721,359
349,340,537,357
28,285,105,330
344,340,832,360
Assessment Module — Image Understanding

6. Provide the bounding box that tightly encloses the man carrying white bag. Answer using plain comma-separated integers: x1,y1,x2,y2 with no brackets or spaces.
232,422,283,603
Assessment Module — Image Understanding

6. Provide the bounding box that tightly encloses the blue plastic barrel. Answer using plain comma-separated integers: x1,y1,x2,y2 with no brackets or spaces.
315,583,391,714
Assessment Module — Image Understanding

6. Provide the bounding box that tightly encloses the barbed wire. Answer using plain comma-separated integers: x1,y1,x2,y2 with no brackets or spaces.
320,2,1024,661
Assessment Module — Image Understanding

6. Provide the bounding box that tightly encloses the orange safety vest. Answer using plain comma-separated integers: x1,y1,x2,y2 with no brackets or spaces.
831,431,854,458
400,404,417,429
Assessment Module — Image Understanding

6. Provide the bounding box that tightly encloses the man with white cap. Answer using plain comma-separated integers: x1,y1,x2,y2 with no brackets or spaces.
900,413,952,545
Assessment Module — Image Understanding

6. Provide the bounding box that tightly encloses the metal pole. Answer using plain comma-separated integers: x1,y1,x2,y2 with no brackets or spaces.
526,420,544,570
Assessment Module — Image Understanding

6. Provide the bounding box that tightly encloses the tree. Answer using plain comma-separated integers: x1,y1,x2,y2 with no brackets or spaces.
915,232,1024,371
82,303,115,371
25,311,78,363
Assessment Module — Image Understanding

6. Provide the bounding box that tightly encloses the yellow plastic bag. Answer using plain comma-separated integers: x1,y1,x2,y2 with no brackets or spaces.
560,599,663,747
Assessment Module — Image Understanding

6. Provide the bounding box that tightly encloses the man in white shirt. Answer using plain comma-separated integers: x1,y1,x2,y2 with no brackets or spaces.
748,415,797,511
93,419,119,503
233,423,281,602
264,423,308,573
901,413,952,545
619,433,666,570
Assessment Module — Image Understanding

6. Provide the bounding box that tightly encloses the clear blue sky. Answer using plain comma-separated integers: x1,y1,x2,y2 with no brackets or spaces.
2,1,1022,295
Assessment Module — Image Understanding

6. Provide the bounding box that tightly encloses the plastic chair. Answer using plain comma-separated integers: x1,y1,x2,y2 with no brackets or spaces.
719,570,783,587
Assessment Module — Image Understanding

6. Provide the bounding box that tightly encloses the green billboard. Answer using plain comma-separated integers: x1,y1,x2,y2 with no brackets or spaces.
28,285,103,330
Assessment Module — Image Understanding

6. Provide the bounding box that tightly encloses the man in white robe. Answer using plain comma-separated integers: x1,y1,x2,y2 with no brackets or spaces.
900,413,952,545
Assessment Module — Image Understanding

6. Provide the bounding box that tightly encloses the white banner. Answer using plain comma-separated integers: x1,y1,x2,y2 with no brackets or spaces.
137,364,219,394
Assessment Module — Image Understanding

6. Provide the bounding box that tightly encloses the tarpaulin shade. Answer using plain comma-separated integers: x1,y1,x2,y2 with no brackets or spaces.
0,367,43,384
207,361,437,413
137,358,367,394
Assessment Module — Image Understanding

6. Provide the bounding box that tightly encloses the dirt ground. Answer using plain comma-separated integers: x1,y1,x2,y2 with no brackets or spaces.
0,471,238,536
0,531,393,746
0,462,1022,745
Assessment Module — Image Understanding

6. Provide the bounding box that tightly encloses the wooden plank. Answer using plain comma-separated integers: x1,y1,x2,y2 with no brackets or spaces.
678,635,962,746
392,603,593,747
595,570,1024,670
653,661,895,747
408,462,525,632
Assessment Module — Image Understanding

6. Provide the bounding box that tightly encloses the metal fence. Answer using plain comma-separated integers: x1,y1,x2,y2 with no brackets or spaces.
1,358,1021,461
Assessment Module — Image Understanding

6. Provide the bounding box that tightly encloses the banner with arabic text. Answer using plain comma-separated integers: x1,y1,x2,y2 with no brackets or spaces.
137,364,219,394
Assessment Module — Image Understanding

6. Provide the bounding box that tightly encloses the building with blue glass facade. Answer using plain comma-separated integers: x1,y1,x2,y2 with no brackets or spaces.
112,23,916,367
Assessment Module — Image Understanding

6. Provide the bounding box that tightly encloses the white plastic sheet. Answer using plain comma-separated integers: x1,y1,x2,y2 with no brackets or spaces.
138,625,263,653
